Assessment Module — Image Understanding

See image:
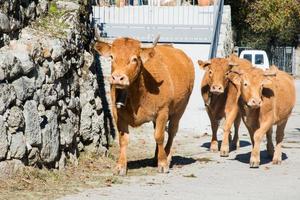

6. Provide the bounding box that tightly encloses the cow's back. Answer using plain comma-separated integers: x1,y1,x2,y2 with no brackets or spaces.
155,45,195,113
273,71,296,123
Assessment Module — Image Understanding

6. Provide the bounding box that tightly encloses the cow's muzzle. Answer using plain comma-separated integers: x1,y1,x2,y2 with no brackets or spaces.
110,73,130,89
247,98,262,108
210,84,224,95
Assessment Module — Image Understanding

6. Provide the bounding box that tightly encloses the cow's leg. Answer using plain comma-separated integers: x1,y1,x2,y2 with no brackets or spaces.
154,111,169,173
207,109,219,152
220,106,238,157
232,112,241,150
153,121,158,163
273,120,287,165
266,128,274,157
116,121,129,176
250,118,272,168
165,116,180,165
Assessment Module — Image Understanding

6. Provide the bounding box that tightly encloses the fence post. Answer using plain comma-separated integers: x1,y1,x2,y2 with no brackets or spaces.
209,0,224,59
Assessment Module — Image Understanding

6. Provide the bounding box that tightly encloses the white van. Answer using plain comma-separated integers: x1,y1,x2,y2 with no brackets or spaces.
239,50,270,70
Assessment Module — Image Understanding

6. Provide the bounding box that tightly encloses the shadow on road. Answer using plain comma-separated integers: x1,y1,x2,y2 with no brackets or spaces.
234,150,288,165
127,156,196,170
201,140,251,151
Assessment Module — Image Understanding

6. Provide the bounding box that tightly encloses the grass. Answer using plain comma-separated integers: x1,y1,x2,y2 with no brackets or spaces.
0,135,157,200
30,1,74,39
0,150,121,200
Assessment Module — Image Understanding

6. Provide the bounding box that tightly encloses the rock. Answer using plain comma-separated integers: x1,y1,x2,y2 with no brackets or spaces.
50,39,65,62
7,41,35,75
12,76,35,102
25,1,36,20
79,78,95,107
0,160,24,179
0,116,8,160
23,100,42,146
10,132,26,159
53,61,71,79
56,1,80,10
58,151,66,170
60,109,79,146
0,84,16,115
92,111,103,135
36,0,49,16
60,118,74,146
95,96,102,111
10,18,22,31
40,84,58,107
35,67,46,88
0,53,22,81
40,108,59,163
28,147,40,166
80,102,94,142
14,50,34,75
0,13,10,32
7,106,25,130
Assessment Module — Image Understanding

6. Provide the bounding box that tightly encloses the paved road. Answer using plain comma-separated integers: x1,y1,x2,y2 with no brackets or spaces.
60,71,300,199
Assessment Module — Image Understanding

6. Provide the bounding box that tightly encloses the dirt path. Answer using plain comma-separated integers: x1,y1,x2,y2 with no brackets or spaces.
60,80,300,200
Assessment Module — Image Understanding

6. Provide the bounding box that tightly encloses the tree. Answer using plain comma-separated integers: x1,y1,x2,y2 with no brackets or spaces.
226,0,300,51
246,0,300,48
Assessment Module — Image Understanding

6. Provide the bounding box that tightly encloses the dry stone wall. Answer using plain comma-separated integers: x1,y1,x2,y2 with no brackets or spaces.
0,0,112,175
0,0,49,47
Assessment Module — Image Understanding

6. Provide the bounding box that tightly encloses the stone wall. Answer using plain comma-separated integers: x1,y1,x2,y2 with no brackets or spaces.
0,0,49,47
0,0,113,173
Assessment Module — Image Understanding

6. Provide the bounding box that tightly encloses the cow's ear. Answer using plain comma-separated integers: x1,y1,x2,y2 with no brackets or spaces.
227,72,241,86
140,48,155,63
94,42,111,57
228,62,238,68
198,60,211,70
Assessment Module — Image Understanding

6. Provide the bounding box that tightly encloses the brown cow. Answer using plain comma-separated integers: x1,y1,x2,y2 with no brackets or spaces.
198,55,252,156
94,36,195,175
228,66,296,167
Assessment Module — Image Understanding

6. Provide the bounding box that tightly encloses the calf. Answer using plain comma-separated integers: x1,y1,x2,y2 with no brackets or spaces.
228,66,296,167
94,36,195,175
198,56,252,156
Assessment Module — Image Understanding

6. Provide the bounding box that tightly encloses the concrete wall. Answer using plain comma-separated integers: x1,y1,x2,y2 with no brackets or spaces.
295,45,300,78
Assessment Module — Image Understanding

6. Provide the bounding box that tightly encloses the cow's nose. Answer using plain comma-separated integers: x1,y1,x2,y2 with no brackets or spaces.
210,85,224,94
248,98,262,108
110,73,129,87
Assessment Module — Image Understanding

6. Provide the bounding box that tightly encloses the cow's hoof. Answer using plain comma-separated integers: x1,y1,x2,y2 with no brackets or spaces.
220,146,229,157
249,157,260,168
210,142,218,152
157,162,169,173
272,158,282,165
115,165,127,176
220,150,229,157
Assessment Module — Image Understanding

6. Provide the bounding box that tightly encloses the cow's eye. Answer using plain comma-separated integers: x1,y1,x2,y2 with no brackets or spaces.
209,70,213,76
110,55,114,60
130,56,138,63
243,82,248,87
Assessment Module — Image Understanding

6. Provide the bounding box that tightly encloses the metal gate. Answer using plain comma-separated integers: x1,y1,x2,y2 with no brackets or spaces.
270,47,295,74
92,0,224,58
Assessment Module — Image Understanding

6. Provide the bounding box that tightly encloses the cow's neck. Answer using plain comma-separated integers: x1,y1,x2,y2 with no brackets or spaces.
127,68,149,107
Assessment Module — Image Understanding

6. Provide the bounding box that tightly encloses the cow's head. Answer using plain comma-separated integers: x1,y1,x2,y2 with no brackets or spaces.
94,35,159,89
198,58,237,95
228,66,277,108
